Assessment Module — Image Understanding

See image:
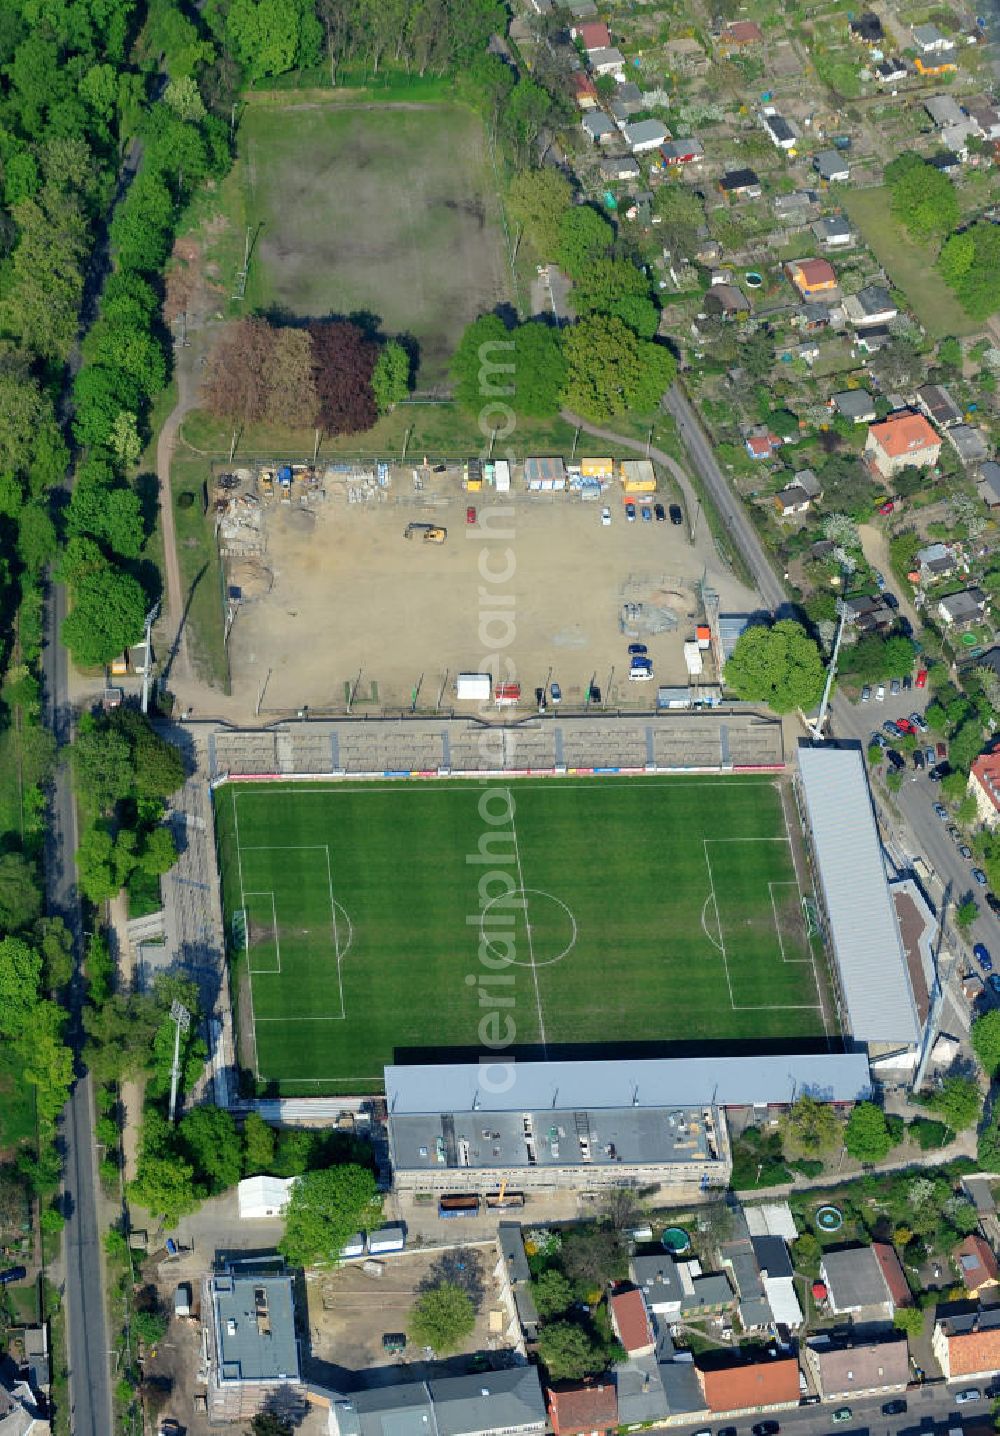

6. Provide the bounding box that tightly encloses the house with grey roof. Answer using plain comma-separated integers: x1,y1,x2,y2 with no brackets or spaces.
752,1236,802,1328
582,111,617,143
600,156,641,182
913,22,953,53
916,541,958,581
833,389,876,423
614,1333,708,1427
587,45,626,75
916,382,962,428
978,460,1000,508
814,150,850,183
328,1369,547,1436
813,214,854,247
623,119,668,153
632,1253,684,1317
805,1334,909,1397
793,468,822,499
495,1224,538,1346
820,1247,896,1320
720,1209,774,1332
926,94,965,127
204,1263,301,1423
796,746,919,1047
843,284,897,328
761,110,796,148
967,97,1000,139
948,424,989,466
937,587,988,628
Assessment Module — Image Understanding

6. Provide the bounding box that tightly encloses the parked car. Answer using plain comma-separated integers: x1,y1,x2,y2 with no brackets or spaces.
549,683,561,705
913,749,925,770
896,718,916,735
871,732,889,750
625,502,636,522
876,685,886,701
990,973,1000,993
930,763,949,782
669,503,683,525
925,746,936,764
955,1390,982,1405
641,504,653,522
975,944,992,971
875,571,886,590
890,678,900,696
959,844,973,860
910,712,929,732
833,1409,853,1424
934,803,949,819
887,749,905,771
902,674,913,691
861,685,872,703
752,1424,780,1436
466,506,476,525
882,1402,907,1417
916,668,928,688
628,643,648,656
0,1266,26,1286
883,720,901,736
654,502,666,522
936,741,948,758
601,506,612,526
987,892,1000,916
974,868,989,886
629,665,654,682
878,499,895,515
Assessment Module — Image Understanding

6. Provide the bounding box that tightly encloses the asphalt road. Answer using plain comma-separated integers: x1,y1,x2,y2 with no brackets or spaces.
43,580,113,1436
663,384,787,611
668,1384,993,1436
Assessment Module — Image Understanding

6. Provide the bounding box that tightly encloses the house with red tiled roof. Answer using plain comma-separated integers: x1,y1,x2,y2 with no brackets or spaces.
609,1288,655,1357
698,1353,801,1414
955,1235,1000,1295
720,20,764,44
547,1382,618,1436
969,754,1000,830
571,72,599,109
745,431,782,460
864,411,941,480
575,20,612,50
932,1306,1000,1379
785,258,838,299
872,1243,912,1309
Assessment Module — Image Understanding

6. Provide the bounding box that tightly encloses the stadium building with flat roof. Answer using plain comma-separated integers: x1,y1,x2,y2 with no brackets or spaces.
203,1262,300,1422
796,745,920,1049
384,1055,871,1194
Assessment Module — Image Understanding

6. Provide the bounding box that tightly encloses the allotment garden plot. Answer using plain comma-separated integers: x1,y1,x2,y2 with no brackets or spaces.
216,776,834,1093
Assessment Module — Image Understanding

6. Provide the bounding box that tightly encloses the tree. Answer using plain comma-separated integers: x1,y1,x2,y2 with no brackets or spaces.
0,854,42,933
132,1308,168,1345
264,326,318,428
572,258,651,316
972,1009,1000,1077
894,1306,924,1341
508,169,572,261
130,1152,200,1224
60,564,147,668
927,1075,981,1132
534,1268,574,1319
0,938,42,1033
203,317,276,427
977,1106,1000,1170
34,917,73,991
556,205,613,278
408,1281,475,1353
109,172,175,273
179,1105,243,1194
17,1000,73,1123
562,315,675,421
450,314,511,412
938,222,1000,321
561,1226,625,1289
278,1164,381,1266
781,1095,840,1157
654,183,705,258
537,1321,605,1381
371,340,410,415
225,0,316,80
889,161,959,241
243,1112,277,1175
0,185,88,363
250,1416,294,1436
724,620,826,714
841,634,917,685
513,324,565,417
75,826,123,903
949,719,984,774
609,295,660,339
956,897,979,930
309,320,379,435
139,827,178,877
844,1101,895,1164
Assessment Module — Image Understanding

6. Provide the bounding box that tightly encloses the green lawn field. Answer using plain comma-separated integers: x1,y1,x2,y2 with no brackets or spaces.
234,100,511,384
214,777,832,1093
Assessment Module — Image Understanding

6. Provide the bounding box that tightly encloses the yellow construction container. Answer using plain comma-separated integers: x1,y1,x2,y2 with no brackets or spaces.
110,653,128,676
621,459,657,493
580,457,614,479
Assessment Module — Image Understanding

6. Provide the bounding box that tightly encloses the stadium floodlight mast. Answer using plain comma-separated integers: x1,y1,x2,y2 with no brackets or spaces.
810,552,855,742
167,999,192,1125
140,599,160,715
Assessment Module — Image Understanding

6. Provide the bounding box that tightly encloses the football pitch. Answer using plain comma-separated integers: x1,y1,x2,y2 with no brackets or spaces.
214,777,835,1093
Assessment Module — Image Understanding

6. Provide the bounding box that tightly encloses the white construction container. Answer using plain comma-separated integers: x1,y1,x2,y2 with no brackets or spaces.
494,460,510,493
368,1224,406,1255
340,1233,365,1260
456,673,492,702
683,641,704,676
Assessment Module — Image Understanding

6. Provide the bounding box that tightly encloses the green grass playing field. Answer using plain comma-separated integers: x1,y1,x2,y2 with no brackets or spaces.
214,777,834,1093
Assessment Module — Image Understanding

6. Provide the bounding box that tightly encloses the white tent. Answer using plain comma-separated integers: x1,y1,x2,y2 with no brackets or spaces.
237,1174,296,1220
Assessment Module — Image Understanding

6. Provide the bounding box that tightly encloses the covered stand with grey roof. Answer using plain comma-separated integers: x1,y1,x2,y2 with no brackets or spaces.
796,746,919,1045
330,1369,547,1436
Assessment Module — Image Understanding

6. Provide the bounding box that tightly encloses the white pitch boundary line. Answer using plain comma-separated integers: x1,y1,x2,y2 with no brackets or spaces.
230,780,780,797
508,798,548,1058
244,891,280,974
768,881,812,965
704,840,824,1013
233,787,261,1081
774,778,834,1039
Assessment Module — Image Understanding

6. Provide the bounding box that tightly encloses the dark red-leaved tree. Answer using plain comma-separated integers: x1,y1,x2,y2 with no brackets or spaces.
309,320,379,435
